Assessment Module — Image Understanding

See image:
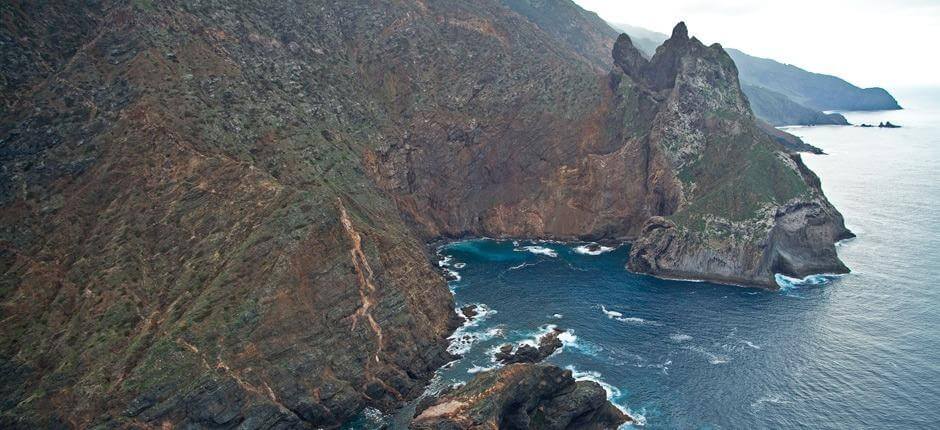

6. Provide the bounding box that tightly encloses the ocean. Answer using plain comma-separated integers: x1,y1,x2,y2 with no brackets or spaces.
363,87,940,429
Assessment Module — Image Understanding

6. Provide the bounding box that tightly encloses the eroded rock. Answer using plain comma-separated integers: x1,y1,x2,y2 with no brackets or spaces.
411,364,629,430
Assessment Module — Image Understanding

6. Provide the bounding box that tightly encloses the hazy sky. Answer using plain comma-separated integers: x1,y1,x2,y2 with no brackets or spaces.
574,0,940,88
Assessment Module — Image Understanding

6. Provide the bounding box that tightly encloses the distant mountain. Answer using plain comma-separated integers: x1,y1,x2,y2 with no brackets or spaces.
726,48,901,112
611,23,900,125
744,84,849,127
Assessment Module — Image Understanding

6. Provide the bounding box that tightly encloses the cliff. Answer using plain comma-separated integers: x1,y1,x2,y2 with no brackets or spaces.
0,1,849,427
612,25,854,287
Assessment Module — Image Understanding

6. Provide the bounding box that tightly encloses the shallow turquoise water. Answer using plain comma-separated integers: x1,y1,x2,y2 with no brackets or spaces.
360,88,940,429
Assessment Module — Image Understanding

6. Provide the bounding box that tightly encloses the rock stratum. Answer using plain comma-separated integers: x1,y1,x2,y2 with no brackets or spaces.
1,0,850,428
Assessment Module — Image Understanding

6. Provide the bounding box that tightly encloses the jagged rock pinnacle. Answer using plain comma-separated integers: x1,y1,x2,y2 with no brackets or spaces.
612,33,648,78
671,21,689,40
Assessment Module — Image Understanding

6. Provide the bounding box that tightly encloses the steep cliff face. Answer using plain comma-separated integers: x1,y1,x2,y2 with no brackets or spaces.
1,0,850,428
614,24,854,287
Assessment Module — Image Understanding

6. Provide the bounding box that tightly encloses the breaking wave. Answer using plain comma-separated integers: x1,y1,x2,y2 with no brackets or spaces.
775,273,844,291
514,245,558,257
446,305,499,355
573,243,617,255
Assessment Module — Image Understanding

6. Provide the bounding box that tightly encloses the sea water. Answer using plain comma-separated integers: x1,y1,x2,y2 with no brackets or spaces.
359,88,940,429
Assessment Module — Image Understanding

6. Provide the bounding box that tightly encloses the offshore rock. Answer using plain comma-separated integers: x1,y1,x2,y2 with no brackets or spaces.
494,327,565,364
411,364,629,430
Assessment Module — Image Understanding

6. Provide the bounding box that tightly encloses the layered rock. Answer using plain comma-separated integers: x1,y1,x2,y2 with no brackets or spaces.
411,364,629,430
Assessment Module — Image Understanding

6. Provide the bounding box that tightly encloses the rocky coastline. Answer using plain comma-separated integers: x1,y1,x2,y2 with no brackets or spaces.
410,323,630,429
1,0,852,428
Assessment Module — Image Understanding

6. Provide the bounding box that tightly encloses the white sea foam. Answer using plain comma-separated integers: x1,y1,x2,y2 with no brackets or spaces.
619,408,648,428
514,245,558,257
444,268,461,282
566,366,622,400
775,273,845,290
741,340,761,350
573,243,616,255
552,313,563,319
557,330,578,347
514,324,597,356
600,305,623,318
566,365,646,426
467,364,498,374
438,255,453,267
669,333,693,342
453,262,466,269
509,262,533,271
601,305,662,326
446,305,499,355
685,346,730,365
751,394,792,409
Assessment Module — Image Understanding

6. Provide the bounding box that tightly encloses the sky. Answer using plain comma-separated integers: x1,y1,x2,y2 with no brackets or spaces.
573,0,940,89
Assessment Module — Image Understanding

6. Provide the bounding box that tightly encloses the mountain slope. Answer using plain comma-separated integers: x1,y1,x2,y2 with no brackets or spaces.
1,1,849,428
744,84,850,127
727,48,901,111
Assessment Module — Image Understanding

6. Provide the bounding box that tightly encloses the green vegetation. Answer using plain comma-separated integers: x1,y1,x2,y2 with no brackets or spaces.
672,127,810,230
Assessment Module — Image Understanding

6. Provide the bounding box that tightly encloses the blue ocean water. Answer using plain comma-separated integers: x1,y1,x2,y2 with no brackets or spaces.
380,88,940,429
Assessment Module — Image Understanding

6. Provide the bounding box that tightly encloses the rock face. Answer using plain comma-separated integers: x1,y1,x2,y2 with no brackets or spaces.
0,1,850,428
606,24,853,288
411,364,629,430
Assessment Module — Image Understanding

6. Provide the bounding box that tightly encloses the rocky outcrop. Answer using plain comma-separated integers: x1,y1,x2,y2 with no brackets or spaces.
613,23,853,288
494,327,565,365
411,364,629,430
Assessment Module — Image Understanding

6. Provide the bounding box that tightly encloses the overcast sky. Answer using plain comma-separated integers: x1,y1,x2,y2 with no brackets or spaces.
573,0,940,89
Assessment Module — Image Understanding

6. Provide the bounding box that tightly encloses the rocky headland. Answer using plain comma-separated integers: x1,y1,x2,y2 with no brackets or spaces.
411,364,629,430
1,0,851,427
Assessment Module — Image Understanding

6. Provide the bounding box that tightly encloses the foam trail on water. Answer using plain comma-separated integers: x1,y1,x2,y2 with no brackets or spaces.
685,345,730,365
601,305,623,318
600,305,662,326
669,333,692,342
514,245,558,257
